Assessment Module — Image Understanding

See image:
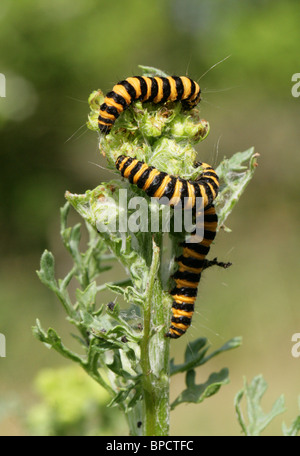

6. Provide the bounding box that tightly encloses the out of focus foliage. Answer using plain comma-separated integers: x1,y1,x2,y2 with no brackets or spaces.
27,366,126,436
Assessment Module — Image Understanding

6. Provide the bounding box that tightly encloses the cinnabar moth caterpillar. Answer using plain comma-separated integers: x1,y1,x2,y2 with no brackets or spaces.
98,76,201,134
115,155,219,209
115,155,219,339
166,204,218,338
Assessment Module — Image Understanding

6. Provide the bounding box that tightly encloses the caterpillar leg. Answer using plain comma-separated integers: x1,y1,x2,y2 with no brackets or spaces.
202,257,232,270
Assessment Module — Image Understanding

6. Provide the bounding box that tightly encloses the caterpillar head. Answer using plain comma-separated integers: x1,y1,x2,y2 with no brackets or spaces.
182,84,201,110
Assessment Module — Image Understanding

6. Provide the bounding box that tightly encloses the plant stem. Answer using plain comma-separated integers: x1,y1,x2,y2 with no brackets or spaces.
139,238,170,436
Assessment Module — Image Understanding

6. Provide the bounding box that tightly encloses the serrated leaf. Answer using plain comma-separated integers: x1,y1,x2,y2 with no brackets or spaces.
105,283,126,296
32,319,49,344
107,377,142,410
76,281,97,312
81,310,139,350
126,383,143,410
106,324,140,343
58,266,76,291
32,320,84,365
171,368,229,410
282,401,300,436
282,396,300,436
60,211,82,265
170,336,241,376
235,375,286,436
185,338,208,363
234,388,248,435
81,310,115,335
223,148,255,170
124,286,145,306
215,147,258,229
105,351,137,380
138,65,170,78
60,201,70,231
36,250,57,290
68,223,82,261
89,337,123,352
201,336,242,364
107,387,133,408
170,338,209,376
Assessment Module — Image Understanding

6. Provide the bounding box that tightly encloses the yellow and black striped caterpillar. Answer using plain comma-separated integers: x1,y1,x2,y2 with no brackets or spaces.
98,75,219,338
115,155,219,338
98,75,201,134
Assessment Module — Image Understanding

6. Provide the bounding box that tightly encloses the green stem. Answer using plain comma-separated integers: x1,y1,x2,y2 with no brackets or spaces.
139,238,170,436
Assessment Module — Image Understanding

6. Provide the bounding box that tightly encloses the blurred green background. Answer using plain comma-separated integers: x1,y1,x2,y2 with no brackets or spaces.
0,0,299,436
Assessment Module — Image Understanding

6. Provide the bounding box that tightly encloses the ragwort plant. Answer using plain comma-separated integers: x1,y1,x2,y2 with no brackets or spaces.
33,66,258,436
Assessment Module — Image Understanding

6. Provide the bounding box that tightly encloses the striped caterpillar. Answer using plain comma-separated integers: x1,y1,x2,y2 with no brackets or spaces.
99,75,219,338
98,75,201,134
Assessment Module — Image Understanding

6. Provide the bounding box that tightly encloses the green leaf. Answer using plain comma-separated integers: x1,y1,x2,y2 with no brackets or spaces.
235,388,248,435
81,310,116,335
32,319,49,345
170,336,242,376
282,416,300,437
170,337,208,376
201,336,242,365
76,281,97,312
107,384,135,409
36,250,57,290
138,65,170,78
60,201,70,232
37,251,78,319
126,383,143,410
124,286,145,306
185,337,208,363
105,351,138,380
32,320,84,365
106,324,141,343
58,267,76,291
60,202,82,264
81,309,140,348
171,368,229,410
105,283,126,296
106,374,142,411
68,224,82,263
215,147,258,230
88,336,123,352
234,375,286,436
282,397,300,436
